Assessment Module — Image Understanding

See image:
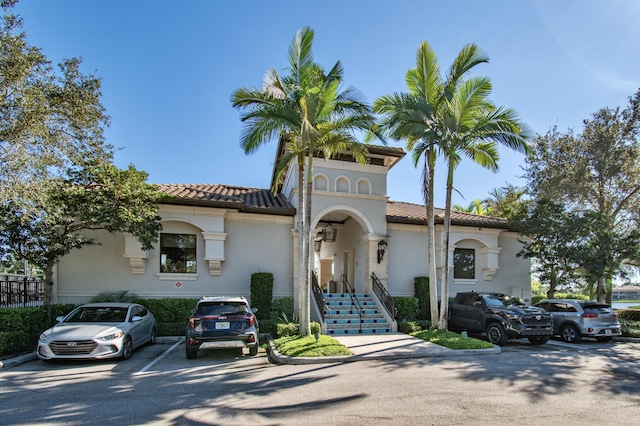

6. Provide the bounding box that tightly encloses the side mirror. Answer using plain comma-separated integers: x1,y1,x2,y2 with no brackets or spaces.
56,315,65,322
473,301,482,307
252,308,258,314
131,315,143,322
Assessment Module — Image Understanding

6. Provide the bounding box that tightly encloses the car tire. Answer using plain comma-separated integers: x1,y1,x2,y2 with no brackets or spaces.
596,336,613,342
249,343,258,356
121,337,133,360
148,327,157,345
486,322,507,346
528,336,550,345
560,324,581,343
186,345,198,359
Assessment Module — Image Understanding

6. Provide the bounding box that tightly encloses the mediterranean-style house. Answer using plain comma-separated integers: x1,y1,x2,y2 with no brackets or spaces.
53,139,531,333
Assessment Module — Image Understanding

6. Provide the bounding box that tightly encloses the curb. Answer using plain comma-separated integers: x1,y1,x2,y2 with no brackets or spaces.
265,335,501,365
0,352,37,370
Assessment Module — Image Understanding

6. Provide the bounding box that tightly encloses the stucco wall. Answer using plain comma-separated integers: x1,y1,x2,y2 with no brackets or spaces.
54,208,294,305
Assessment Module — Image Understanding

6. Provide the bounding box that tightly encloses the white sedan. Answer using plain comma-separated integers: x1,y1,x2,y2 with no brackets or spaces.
37,303,157,361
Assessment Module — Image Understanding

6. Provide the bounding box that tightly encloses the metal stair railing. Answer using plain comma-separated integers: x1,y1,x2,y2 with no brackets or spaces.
311,271,327,321
340,274,363,331
371,272,397,319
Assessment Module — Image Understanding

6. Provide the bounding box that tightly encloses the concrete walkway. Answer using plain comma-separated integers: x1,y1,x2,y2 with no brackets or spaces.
267,332,500,365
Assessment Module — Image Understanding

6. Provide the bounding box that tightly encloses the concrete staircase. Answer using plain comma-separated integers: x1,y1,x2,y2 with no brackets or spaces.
324,293,393,335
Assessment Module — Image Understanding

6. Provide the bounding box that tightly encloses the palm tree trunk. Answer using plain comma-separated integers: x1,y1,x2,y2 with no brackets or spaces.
296,162,308,335
425,153,439,326
299,153,314,336
438,161,454,330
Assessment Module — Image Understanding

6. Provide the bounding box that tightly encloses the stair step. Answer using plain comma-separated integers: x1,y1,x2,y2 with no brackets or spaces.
327,327,393,335
324,309,381,315
326,318,389,325
325,300,378,307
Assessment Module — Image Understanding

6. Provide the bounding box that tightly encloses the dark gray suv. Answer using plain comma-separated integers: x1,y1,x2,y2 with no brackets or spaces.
534,299,621,343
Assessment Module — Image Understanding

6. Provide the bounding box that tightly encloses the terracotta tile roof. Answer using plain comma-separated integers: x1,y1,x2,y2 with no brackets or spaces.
156,184,510,228
387,200,510,229
157,184,296,216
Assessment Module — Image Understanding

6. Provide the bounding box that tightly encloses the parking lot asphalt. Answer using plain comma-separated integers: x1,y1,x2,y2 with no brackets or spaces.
5,333,638,370
2,333,501,370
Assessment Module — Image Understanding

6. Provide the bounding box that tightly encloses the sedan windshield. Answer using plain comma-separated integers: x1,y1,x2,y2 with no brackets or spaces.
65,307,128,322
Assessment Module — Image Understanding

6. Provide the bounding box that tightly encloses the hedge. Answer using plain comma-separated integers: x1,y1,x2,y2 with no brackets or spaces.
250,272,274,320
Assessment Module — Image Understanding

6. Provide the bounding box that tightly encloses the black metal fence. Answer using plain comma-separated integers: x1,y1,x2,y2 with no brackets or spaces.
0,275,45,308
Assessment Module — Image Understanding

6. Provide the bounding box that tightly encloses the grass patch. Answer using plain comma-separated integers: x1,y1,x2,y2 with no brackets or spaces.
273,334,352,357
411,329,494,350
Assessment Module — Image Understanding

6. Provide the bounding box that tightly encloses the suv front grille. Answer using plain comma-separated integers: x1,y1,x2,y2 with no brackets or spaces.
50,340,97,355
522,314,552,325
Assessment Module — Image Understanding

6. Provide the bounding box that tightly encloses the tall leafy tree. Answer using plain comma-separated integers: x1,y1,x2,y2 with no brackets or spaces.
0,2,163,317
0,160,163,319
232,27,377,335
513,198,589,299
1,1,112,205
524,89,640,302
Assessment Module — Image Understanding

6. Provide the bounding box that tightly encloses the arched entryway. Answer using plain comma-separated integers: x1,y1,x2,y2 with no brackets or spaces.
311,206,386,294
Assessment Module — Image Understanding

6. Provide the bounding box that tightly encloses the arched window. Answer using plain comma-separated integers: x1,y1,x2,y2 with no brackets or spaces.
336,176,350,193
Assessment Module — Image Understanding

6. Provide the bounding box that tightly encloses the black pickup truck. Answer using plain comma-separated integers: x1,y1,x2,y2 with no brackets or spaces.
448,292,553,346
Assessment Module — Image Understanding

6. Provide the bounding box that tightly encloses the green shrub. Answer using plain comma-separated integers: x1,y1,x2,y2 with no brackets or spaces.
250,272,274,320
398,320,420,334
277,322,299,337
90,290,138,303
271,296,294,319
414,276,430,320
398,319,432,334
394,296,419,321
134,298,198,330
275,321,321,338
617,309,640,321
531,294,545,304
259,318,278,336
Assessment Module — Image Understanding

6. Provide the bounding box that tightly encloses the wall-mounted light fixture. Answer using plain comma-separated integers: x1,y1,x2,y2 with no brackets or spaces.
377,239,388,263
322,223,337,242
314,234,323,252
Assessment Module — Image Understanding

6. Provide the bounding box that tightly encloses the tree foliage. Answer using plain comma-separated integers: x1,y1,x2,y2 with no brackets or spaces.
523,89,640,302
0,3,163,317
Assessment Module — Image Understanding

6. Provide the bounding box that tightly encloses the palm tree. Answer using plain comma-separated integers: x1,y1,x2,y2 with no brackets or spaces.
374,41,492,327
483,184,527,219
453,199,488,215
438,70,532,329
232,27,377,335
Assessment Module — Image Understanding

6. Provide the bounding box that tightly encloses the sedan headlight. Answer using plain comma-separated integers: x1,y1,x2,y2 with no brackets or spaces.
97,331,124,341
39,333,51,343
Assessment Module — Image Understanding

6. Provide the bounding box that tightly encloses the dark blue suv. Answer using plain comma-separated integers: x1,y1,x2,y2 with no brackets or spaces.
185,296,259,359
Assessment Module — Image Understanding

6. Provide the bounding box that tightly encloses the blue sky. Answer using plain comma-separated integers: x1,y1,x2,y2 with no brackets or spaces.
14,0,640,207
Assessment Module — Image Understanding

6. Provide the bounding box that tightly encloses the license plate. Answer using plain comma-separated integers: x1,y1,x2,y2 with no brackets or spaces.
605,329,612,334
216,322,230,330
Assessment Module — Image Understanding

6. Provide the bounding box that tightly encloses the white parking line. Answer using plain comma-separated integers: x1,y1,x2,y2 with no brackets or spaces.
134,340,182,375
